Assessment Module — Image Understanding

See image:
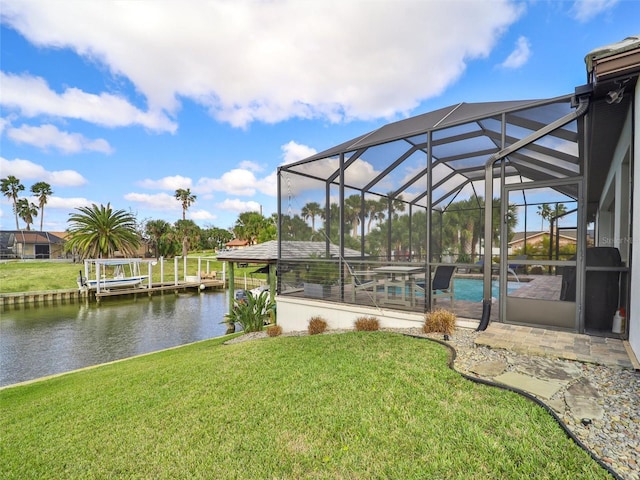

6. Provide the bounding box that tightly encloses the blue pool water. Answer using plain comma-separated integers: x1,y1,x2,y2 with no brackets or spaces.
453,278,521,302
379,278,521,303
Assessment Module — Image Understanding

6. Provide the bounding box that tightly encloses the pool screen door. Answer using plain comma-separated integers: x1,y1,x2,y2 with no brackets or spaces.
501,179,584,331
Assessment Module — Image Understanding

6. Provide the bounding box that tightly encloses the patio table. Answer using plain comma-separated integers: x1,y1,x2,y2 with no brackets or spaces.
373,266,426,307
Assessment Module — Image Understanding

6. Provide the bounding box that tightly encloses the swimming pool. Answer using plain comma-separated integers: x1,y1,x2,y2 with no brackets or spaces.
454,278,522,302
378,278,522,303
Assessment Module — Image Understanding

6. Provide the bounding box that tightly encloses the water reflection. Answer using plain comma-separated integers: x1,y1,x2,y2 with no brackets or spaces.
0,292,229,387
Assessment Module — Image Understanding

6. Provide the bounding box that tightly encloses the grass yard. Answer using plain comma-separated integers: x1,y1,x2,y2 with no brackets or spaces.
0,260,81,292
0,257,262,293
0,332,609,479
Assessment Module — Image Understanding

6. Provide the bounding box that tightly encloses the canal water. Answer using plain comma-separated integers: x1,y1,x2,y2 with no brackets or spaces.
0,291,230,387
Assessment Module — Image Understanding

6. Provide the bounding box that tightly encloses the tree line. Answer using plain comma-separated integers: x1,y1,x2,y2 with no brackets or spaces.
3,173,565,261
1,177,278,260
283,194,518,262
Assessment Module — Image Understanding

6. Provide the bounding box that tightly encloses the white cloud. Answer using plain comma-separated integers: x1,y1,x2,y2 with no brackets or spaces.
499,36,531,69
1,0,523,127
137,175,193,190
6,123,114,154
0,72,176,132
0,194,92,211
196,169,260,196
215,198,262,213
190,209,217,221
570,0,619,22
258,171,278,197
0,157,87,186
123,192,181,211
281,141,317,165
0,116,12,135
238,160,264,172
45,196,93,210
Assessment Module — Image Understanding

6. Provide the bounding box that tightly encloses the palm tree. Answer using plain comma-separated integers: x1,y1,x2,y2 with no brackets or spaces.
537,203,552,231
366,199,385,233
344,194,362,237
300,201,323,232
30,181,53,231
16,198,38,230
145,219,172,257
66,203,141,259
174,219,200,258
1,175,25,229
550,203,568,224
174,188,196,221
233,211,270,244
386,193,406,220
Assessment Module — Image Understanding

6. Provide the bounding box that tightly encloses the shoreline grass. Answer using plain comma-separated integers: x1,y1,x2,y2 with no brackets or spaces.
0,332,610,479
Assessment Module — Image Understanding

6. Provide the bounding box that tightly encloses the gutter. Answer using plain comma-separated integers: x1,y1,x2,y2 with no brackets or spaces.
477,95,590,331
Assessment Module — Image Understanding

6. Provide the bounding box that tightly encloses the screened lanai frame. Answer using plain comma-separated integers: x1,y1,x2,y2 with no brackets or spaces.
277,92,591,331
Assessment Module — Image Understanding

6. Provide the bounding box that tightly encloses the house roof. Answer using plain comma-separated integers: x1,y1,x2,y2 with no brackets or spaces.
226,238,250,247
216,240,362,263
1,230,66,244
508,230,578,245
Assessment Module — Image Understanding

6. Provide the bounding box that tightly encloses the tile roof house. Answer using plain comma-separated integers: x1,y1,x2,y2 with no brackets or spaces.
225,238,251,249
0,231,67,259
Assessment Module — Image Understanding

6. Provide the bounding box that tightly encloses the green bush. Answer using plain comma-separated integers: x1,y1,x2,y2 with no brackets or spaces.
225,291,275,333
308,316,328,335
354,316,379,331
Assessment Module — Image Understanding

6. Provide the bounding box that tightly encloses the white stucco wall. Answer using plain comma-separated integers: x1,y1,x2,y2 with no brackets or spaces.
276,296,425,331
630,85,640,360
276,296,481,333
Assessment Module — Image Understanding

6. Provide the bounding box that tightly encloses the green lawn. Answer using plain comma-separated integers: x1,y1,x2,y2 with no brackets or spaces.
0,258,263,293
0,332,609,479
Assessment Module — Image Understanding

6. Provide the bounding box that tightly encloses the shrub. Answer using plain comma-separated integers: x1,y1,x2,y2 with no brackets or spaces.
224,291,276,333
308,316,328,335
266,324,283,337
529,265,545,275
354,316,379,331
423,308,456,336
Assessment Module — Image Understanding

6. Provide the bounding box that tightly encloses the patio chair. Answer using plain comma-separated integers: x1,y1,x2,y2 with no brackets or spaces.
350,270,377,302
474,259,499,275
508,255,528,273
431,265,456,308
414,265,456,308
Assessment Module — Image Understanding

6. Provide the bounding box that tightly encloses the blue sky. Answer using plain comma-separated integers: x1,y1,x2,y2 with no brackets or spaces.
1,0,637,232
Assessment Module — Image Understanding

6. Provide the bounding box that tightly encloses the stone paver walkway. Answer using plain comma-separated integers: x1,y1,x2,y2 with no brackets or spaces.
475,322,635,368
454,322,639,479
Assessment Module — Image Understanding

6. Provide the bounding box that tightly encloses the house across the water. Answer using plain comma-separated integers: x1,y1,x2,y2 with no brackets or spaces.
0,230,68,260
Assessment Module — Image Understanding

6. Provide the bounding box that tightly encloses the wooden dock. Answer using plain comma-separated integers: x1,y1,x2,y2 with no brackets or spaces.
93,279,225,302
0,279,226,307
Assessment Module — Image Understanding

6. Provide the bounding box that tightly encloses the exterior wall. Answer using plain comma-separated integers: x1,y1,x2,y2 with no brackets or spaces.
630,85,640,359
277,296,424,331
509,234,575,251
276,295,479,332
600,91,638,360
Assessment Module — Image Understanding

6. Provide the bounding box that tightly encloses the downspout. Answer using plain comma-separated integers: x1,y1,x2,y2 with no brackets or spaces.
477,95,590,331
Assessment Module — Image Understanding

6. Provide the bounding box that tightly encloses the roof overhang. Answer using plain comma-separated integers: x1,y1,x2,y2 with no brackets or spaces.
583,35,640,218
